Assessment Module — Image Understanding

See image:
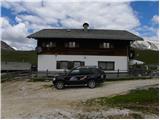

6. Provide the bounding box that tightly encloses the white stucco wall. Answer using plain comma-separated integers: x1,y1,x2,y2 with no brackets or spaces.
38,55,128,72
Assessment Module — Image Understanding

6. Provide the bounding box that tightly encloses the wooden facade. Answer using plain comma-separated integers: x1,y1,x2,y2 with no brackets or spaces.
37,39,130,56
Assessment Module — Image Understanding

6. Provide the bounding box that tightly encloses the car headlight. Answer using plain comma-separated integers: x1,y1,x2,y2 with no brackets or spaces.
53,77,56,81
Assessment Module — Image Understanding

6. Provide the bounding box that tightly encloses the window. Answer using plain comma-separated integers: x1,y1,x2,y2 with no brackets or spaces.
98,61,114,70
49,41,56,48
57,61,68,69
73,61,85,68
70,69,80,75
65,41,79,48
80,68,91,75
89,68,101,74
41,41,56,48
57,61,85,69
99,42,113,48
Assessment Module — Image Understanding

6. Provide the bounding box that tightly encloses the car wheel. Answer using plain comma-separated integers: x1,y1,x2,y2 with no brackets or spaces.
88,80,96,88
55,81,64,89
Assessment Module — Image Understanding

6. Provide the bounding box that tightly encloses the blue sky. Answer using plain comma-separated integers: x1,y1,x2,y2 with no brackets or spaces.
131,1,158,25
131,1,159,38
1,0,159,50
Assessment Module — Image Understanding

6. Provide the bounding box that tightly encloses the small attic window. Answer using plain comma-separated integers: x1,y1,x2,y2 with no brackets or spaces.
100,42,114,49
49,41,56,47
42,41,56,48
65,41,79,48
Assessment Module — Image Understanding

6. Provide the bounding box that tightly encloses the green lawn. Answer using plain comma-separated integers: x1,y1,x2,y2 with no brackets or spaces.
85,88,159,114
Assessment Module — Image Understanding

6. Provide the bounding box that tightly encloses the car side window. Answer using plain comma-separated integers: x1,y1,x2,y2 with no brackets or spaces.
80,68,91,75
70,69,80,75
89,68,101,74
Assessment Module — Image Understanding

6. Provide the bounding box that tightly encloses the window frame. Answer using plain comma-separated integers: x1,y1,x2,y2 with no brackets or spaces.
41,41,56,48
99,42,113,49
56,61,68,69
56,61,85,69
49,41,56,48
98,61,115,70
65,41,79,48
73,61,85,68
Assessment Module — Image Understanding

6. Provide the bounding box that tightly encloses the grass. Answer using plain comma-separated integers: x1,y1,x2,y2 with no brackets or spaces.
85,88,159,114
1,73,17,83
28,77,51,82
106,76,152,81
1,50,37,65
134,49,159,65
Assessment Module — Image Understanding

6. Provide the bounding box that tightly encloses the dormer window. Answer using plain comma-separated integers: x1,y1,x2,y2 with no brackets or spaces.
100,42,113,49
65,41,79,48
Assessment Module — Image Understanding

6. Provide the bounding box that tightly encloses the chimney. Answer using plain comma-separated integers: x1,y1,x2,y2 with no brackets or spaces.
83,23,89,32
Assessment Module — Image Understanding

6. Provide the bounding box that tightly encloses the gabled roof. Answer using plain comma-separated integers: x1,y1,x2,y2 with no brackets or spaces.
27,29,143,41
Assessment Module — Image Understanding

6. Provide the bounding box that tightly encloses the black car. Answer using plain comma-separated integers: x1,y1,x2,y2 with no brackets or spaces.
52,66,106,89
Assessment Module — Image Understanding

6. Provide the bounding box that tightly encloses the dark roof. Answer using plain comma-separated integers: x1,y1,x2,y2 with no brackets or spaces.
27,29,143,41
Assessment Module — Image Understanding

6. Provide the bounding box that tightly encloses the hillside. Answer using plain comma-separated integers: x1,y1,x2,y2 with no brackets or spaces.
1,50,37,65
134,49,159,65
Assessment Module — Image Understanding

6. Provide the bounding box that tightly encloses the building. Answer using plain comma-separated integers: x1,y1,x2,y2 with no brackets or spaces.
27,23,143,75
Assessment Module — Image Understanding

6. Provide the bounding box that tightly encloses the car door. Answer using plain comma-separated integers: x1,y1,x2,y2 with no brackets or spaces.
66,69,82,85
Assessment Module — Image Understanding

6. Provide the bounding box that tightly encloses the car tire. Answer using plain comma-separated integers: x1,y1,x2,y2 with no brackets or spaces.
88,80,96,88
55,81,64,89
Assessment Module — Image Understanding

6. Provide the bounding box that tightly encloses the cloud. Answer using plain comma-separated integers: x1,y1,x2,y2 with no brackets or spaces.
1,0,158,50
152,15,159,24
4,2,140,30
1,1,142,50
143,15,159,41
1,17,36,50
1,0,159,3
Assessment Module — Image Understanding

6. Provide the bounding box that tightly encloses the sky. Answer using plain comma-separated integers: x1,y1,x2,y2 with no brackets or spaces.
1,0,159,50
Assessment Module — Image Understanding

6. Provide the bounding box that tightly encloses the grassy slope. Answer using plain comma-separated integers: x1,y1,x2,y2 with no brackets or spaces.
134,49,159,65
85,88,159,114
1,50,37,65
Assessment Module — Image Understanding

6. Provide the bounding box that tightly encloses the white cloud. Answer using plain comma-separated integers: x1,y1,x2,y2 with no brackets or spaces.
142,15,159,41
152,15,159,24
1,17,36,50
140,26,159,41
1,1,142,50
2,1,140,30
1,1,158,50
1,0,159,3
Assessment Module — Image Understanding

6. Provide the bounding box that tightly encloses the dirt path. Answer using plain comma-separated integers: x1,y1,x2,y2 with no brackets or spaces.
1,79,158,118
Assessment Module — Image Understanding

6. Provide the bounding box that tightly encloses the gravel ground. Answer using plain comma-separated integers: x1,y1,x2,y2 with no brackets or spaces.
1,78,159,118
